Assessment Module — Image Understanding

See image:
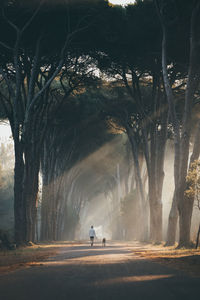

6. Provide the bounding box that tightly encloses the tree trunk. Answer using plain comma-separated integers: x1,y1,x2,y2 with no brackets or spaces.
195,224,200,249
156,4,181,246
148,113,167,243
178,197,194,247
23,147,40,242
156,0,200,247
149,201,162,243
178,121,200,247
126,125,148,241
155,108,168,239
149,164,163,243
14,141,26,245
14,137,40,244
165,192,179,245
178,2,200,246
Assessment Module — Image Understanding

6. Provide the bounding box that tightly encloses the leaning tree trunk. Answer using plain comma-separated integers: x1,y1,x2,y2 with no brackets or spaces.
126,125,148,241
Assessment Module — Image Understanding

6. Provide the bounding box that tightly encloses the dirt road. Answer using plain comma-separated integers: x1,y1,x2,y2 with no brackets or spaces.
0,241,199,300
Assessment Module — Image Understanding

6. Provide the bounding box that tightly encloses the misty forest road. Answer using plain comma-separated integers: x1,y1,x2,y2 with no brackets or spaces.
0,241,200,300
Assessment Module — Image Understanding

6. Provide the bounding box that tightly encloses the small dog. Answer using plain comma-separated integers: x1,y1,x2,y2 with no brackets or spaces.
102,238,106,247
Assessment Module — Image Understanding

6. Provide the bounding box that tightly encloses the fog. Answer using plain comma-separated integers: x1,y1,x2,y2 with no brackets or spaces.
54,134,128,241
0,124,200,243
79,194,113,240
76,139,199,243
72,138,177,242
0,125,14,237
162,141,175,239
109,0,135,5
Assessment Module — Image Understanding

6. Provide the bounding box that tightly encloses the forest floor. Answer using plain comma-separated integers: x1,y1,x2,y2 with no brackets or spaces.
0,241,200,277
131,242,200,278
0,241,65,274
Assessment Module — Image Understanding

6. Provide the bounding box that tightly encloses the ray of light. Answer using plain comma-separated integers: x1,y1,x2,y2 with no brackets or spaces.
109,0,135,6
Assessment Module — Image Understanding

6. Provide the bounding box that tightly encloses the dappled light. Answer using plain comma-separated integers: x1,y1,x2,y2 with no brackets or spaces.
109,1,135,6
95,274,174,286
1,0,200,249
1,1,200,298
2,241,200,300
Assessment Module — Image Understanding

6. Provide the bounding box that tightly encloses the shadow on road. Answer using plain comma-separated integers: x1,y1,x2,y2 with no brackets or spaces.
0,242,200,300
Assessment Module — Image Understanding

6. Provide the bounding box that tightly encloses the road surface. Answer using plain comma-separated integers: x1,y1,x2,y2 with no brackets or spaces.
0,241,200,300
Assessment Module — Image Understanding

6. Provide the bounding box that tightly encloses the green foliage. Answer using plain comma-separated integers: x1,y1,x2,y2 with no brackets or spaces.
185,160,200,202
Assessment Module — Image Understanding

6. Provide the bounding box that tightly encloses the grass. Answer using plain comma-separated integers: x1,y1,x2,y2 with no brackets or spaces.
0,242,62,274
0,241,84,274
132,243,200,277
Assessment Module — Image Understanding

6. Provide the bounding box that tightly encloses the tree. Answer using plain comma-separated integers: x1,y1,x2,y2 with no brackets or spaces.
40,83,134,241
184,160,200,248
155,0,200,247
95,1,168,242
0,0,108,245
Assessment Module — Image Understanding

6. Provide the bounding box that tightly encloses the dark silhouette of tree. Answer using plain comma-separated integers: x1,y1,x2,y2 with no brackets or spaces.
0,0,109,245
155,0,200,247
95,1,168,243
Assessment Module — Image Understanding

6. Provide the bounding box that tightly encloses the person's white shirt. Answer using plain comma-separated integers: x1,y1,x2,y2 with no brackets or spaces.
89,228,96,237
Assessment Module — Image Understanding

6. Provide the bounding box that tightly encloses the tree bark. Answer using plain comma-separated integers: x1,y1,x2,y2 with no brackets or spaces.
165,192,179,245
126,125,148,241
195,224,200,249
14,141,26,245
23,149,40,242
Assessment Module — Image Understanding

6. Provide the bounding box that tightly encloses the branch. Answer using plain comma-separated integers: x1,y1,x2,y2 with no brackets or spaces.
2,1,44,35
21,2,44,34
25,22,91,121
122,67,134,98
0,41,13,51
27,34,42,107
60,71,69,95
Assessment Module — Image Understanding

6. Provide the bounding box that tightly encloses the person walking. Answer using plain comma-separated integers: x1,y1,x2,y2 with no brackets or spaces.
89,225,96,246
